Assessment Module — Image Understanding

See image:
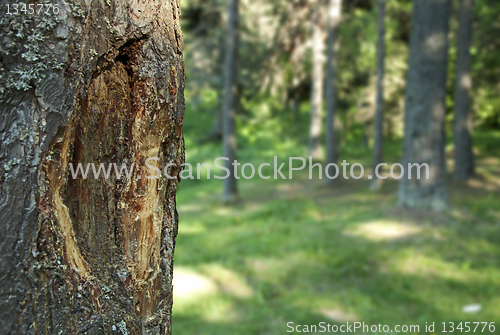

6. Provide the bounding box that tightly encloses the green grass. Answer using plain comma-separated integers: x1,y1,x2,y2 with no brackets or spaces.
172,95,500,334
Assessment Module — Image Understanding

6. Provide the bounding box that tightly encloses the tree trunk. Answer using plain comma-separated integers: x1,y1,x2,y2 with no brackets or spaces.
397,0,450,210
371,0,386,191
454,0,475,180
0,1,185,333
222,0,239,202
363,121,370,149
325,0,342,183
211,35,227,140
211,88,224,140
308,6,325,161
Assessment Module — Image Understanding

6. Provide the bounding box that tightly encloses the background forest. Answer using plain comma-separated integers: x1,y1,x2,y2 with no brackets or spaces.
172,0,500,333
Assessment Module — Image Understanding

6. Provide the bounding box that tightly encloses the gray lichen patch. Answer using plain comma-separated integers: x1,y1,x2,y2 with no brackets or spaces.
0,10,65,92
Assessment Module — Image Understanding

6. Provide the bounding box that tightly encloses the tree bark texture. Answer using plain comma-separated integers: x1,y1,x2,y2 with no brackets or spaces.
397,0,450,210
371,0,386,191
222,0,239,202
454,0,475,180
0,0,185,333
308,6,325,161
325,0,341,183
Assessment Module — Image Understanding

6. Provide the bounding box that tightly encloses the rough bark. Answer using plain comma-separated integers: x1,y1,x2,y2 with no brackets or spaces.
371,0,386,191
454,0,475,180
308,6,325,161
222,0,239,202
397,0,450,210
0,0,185,333
324,0,341,183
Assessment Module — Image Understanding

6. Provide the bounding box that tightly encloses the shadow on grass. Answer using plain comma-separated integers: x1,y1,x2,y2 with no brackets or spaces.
172,170,500,334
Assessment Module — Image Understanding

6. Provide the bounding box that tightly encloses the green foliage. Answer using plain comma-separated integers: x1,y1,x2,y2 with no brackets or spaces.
183,0,500,147
175,0,500,332
445,0,500,129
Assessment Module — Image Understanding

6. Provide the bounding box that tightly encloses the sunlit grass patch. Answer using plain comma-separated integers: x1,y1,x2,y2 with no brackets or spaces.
343,220,422,241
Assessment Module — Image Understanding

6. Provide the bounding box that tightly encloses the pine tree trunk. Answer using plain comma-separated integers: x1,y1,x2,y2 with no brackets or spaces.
325,0,342,183
0,1,185,333
211,36,227,140
211,89,224,140
308,7,325,161
222,0,239,202
371,0,386,191
454,0,475,180
397,0,450,210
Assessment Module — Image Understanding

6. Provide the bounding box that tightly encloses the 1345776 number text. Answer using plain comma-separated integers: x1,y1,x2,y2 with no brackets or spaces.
5,3,60,15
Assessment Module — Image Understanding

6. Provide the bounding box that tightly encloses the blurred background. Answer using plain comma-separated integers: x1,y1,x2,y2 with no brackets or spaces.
171,0,499,333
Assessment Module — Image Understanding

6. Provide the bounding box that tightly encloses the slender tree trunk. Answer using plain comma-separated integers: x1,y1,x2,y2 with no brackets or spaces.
222,0,239,202
212,90,224,139
309,6,325,161
363,121,370,149
213,89,224,139
211,35,227,140
454,0,475,180
0,1,185,333
325,0,342,183
397,0,450,211
371,0,386,191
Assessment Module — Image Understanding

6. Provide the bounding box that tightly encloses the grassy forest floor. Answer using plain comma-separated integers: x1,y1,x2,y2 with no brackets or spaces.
171,97,500,334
